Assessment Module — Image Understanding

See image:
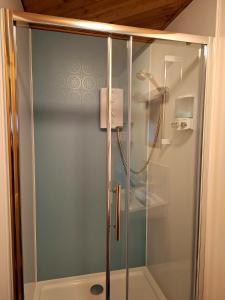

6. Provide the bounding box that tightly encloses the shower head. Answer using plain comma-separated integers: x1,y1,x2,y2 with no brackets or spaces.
136,70,160,91
136,70,152,81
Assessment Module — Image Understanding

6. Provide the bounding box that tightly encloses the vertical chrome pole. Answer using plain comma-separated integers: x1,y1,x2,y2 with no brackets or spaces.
106,36,112,300
126,35,132,300
0,8,24,300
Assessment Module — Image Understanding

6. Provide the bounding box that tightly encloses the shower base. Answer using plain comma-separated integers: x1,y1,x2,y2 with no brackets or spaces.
30,267,166,300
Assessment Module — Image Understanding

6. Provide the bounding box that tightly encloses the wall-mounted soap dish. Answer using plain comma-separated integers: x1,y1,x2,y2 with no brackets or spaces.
172,95,195,131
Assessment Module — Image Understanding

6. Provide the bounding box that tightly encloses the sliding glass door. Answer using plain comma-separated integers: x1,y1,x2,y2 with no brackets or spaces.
16,26,131,300
128,38,206,300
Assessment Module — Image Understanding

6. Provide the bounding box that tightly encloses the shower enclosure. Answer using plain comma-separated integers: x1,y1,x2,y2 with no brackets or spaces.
1,9,209,300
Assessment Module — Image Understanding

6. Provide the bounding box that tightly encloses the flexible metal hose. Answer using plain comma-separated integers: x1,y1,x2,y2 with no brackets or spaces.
116,103,162,175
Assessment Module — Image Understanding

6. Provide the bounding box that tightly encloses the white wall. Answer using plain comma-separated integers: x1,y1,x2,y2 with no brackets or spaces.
0,0,23,10
0,2,23,300
167,0,217,36
203,0,225,298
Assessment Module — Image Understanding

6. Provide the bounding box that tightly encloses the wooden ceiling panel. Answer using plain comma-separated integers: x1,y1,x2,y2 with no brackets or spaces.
21,0,193,30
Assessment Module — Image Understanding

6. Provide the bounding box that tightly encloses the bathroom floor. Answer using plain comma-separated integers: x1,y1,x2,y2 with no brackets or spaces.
32,267,166,300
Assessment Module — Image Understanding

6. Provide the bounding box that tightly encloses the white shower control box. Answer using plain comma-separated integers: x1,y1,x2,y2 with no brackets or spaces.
100,88,123,129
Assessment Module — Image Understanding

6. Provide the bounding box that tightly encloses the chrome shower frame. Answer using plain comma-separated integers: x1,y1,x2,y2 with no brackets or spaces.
0,8,211,300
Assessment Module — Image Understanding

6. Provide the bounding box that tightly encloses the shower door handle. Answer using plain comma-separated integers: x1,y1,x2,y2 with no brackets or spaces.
113,184,121,241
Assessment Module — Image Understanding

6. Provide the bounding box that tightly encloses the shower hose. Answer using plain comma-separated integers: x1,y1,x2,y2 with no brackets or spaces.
116,102,162,175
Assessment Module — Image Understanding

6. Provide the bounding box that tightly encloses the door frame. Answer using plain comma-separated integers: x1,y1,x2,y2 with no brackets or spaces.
0,7,211,300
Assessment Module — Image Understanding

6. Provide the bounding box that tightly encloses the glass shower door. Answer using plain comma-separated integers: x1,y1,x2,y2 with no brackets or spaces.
128,38,206,300
17,27,111,298
17,27,130,300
